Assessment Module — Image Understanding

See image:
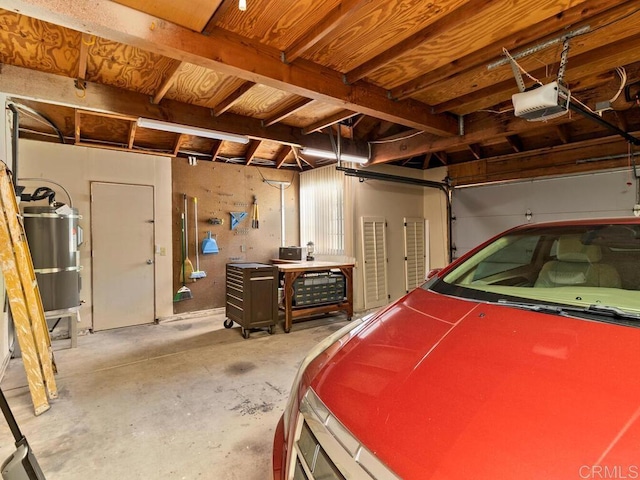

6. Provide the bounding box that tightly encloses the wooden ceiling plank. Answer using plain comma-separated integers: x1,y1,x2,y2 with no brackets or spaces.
275,145,292,169
212,81,256,116
302,110,359,135
433,30,640,115
245,139,261,165
152,60,184,105
210,139,223,161
0,64,346,152
263,98,314,127
3,0,457,136
505,134,523,153
201,0,232,35
283,0,371,64
77,33,94,81
76,141,174,157
345,0,495,84
127,120,137,149
390,0,626,101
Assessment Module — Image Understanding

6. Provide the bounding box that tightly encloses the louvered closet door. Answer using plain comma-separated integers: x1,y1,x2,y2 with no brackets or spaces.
404,218,427,293
361,217,388,309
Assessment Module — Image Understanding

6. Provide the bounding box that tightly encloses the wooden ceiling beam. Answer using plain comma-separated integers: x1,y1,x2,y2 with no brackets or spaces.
421,152,433,170
274,145,292,169
344,0,495,84
505,135,523,153
77,33,93,81
389,0,627,101
467,143,482,160
210,139,222,161
433,31,640,115
3,0,457,136
173,133,186,156
449,131,637,186
127,120,137,149
369,113,576,164
302,110,359,135
0,64,345,152
283,0,370,64
200,0,228,35
244,139,261,165
262,98,314,127
433,151,448,165
556,124,571,144
212,81,255,117
152,60,184,105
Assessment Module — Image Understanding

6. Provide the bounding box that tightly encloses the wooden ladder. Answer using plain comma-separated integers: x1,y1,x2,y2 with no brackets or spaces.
0,164,57,415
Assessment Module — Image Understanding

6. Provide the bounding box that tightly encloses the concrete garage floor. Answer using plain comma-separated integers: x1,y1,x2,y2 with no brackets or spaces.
0,311,350,479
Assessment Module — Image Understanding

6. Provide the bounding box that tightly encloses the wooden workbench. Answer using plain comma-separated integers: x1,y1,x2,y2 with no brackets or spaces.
274,261,354,333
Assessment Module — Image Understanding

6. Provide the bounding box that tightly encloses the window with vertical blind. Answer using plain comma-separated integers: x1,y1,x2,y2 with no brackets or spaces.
361,216,388,309
300,166,344,255
404,217,427,293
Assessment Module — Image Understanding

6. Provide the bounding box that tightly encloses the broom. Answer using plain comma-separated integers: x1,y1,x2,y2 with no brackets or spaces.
182,193,195,281
174,212,193,302
189,197,207,279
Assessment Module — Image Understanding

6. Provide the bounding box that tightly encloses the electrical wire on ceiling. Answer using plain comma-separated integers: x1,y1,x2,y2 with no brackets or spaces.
609,67,627,104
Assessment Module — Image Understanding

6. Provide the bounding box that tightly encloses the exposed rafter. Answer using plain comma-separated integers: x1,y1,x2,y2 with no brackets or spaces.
467,143,482,160
173,133,186,156
77,33,93,81
127,120,137,149
556,124,572,144
344,0,495,84
262,98,314,127
274,145,292,169
3,0,457,136
210,139,222,161
302,110,359,135
245,139,261,165
152,60,184,105
389,0,625,101
505,135,523,153
212,81,255,117
0,64,345,152
283,0,370,63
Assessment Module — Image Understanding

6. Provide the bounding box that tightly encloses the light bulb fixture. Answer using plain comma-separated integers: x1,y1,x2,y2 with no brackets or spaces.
301,147,368,164
239,0,247,11
136,118,250,144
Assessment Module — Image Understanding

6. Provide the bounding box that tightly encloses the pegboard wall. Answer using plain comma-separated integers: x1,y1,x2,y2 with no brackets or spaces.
172,159,299,313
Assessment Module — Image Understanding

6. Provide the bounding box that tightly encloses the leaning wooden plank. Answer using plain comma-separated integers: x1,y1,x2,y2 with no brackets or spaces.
0,168,58,398
0,169,50,415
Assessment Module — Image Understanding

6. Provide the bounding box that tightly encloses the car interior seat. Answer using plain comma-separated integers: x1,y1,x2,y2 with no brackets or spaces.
535,235,621,288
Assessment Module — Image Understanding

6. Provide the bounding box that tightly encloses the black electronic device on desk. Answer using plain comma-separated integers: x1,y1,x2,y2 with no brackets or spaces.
279,246,303,261
224,263,278,339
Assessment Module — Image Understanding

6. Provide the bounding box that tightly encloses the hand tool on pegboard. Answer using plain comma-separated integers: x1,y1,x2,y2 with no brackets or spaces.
251,195,259,229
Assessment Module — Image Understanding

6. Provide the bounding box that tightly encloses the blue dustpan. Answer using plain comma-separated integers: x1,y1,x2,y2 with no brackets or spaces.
202,231,219,254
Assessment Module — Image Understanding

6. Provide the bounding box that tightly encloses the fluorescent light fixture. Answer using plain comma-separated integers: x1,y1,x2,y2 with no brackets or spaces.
301,147,368,164
136,118,250,144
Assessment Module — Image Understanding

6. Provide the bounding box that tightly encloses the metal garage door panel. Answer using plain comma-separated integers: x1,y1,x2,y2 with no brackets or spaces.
453,170,636,258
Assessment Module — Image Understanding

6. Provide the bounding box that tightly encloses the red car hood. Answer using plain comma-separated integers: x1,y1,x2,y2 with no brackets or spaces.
311,288,640,479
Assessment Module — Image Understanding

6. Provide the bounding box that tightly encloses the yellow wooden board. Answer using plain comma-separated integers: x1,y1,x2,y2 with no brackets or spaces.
113,0,222,32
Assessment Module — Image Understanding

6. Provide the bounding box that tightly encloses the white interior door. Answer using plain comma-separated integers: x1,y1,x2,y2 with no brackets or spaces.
92,182,155,331
404,218,428,293
361,216,388,309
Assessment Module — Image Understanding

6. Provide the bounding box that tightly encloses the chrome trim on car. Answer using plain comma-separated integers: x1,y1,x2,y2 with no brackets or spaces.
289,388,400,480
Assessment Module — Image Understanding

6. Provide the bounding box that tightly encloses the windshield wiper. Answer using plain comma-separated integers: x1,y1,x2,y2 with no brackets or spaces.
495,300,640,321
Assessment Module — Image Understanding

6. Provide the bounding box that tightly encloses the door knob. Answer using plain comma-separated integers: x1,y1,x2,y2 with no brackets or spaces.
146,259,153,265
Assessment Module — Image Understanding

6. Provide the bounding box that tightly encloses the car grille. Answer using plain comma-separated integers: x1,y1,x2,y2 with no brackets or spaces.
290,389,400,480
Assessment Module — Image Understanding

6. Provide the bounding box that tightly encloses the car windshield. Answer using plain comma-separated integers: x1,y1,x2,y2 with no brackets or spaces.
428,223,640,316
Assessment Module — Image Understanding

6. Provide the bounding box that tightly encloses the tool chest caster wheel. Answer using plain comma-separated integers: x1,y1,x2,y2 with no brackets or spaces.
223,319,233,329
